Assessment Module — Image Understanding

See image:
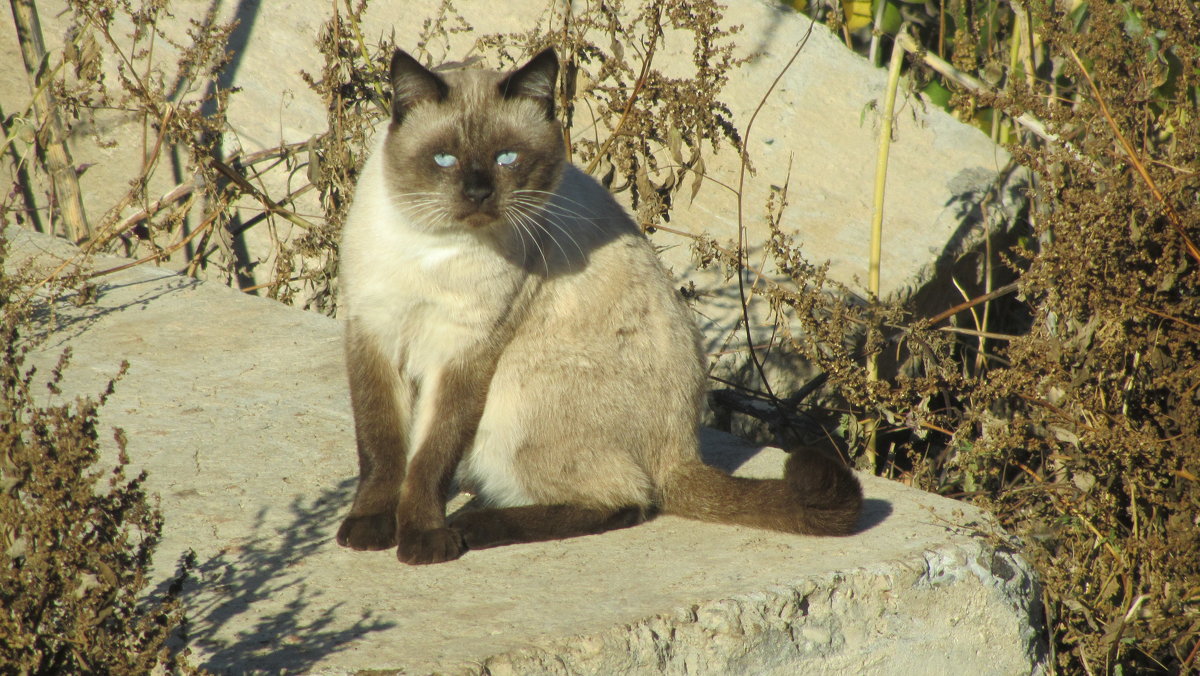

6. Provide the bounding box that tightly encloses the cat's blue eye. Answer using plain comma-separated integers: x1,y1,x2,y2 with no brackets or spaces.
433,153,458,168
496,150,519,167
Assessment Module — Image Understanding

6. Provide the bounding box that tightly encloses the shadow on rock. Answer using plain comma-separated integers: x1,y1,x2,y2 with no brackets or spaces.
28,273,201,348
857,498,892,532
165,479,393,672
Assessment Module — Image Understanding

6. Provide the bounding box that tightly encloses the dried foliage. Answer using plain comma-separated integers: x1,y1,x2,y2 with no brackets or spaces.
2,0,741,311
53,0,239,264
1,0,316,294
476,0,743,227
687,2,1199,673
0,235,198,673
977,3,1200,671
290,0,743,314
285,0,386,313
743,1,1199,672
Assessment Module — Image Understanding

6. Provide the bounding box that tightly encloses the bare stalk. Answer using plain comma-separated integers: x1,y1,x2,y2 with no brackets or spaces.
864,23,907,469
869,24,907,299
734,19,816,404
9,0,91,242
867,0,886,66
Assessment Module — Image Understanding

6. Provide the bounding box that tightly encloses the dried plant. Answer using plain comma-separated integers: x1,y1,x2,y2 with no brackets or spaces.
755,1,1200,671
287,0,744,314
0,234,199,673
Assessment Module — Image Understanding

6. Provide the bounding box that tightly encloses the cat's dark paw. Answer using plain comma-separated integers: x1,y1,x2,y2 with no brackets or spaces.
396,526,467,565
336,513,398,550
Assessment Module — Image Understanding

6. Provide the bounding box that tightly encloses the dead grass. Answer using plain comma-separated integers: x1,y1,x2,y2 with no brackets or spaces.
0,236,200,673
772,2,1200,672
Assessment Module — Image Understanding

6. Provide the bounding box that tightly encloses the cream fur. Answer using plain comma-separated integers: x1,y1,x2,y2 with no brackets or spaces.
341,126,705,509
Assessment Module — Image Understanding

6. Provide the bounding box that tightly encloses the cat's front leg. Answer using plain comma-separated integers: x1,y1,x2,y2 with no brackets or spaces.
394,355,495,564
337,320,410,551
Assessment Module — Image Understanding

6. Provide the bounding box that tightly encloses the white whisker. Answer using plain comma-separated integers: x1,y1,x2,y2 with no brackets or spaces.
536,212,587,262
507,208,549,272
517,190,607,221
504,206,530,264
519,209,573,266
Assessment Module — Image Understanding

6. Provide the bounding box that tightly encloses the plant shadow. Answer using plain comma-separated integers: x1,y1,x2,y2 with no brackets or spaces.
160,479,394,673
29,274,202,347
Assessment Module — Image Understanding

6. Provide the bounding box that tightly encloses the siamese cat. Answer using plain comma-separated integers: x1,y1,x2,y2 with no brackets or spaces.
336,47,863,565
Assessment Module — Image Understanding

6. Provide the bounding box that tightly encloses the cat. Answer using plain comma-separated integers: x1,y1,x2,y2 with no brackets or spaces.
335,46,863,565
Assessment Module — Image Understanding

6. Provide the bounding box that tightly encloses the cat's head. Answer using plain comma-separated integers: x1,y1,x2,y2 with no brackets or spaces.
381,48,565,235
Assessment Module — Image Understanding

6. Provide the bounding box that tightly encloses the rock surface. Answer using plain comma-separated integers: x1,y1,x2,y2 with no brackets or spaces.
8,227,1044,674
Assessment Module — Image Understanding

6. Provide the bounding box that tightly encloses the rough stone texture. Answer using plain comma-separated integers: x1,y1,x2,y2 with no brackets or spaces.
8,227,1044,674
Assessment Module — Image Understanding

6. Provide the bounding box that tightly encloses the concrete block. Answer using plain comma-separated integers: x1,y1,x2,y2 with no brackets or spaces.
8,228,1044,673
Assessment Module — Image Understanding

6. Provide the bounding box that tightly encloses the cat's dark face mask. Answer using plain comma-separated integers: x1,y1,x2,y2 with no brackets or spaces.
383,49,566,235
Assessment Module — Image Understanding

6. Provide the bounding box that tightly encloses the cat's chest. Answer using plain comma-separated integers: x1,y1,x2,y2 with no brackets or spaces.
347,226,525,365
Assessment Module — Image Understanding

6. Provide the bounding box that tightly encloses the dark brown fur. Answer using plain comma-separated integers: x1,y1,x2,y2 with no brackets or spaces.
661,451,863,536
335,320,406,551
450,504,652,550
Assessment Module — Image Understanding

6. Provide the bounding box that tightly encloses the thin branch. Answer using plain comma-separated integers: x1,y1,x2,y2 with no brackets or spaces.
584,8,662,176
10,0,90,241
924,281,1020,327
734,19,816,404
938,325,1021,341
86,202,228,279
91,141,311,249
1137,305,1200,333
894,31,1094,170
208,156,315,231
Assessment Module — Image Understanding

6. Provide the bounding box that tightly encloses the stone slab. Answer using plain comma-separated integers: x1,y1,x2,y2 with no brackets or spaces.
7,227,1043,673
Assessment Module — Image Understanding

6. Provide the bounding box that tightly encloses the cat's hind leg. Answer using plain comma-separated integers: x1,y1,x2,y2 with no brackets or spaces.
447,504,653,550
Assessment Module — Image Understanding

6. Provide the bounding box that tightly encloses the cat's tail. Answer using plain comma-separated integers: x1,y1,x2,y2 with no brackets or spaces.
659,449,863,536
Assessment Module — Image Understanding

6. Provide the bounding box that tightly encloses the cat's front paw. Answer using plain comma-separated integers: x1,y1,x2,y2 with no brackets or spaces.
337,513,398,550
396,526,467,565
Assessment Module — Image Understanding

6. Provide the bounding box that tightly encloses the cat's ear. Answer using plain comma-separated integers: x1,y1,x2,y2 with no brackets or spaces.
389,49,449,125
498,48,559,120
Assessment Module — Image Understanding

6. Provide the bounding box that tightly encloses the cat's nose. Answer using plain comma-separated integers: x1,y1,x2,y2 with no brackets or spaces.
463,184,493,204
463,171,494,205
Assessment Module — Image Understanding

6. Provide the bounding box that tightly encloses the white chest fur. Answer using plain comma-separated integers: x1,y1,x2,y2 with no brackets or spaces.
340,148,524,379
339,143,536,504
